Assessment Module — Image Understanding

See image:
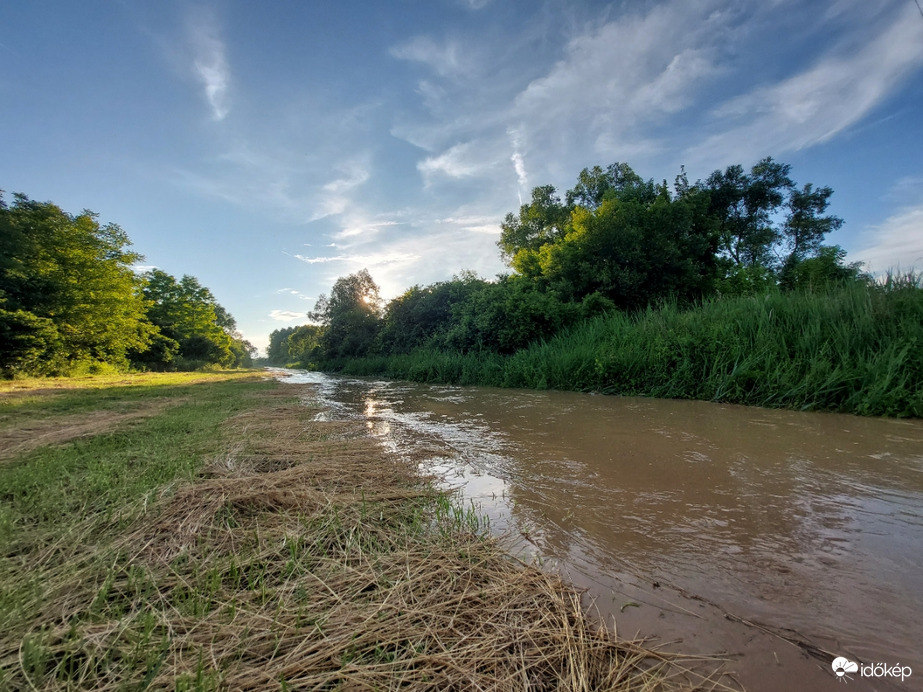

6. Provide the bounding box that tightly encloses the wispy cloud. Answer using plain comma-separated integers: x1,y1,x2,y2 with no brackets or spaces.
508,127,528,193
275,288,313,300
436,214,501,235
322,165,370,194
293,251,420,266
390,36,473,79
311,160,372,221
509,2,726,172
187,8,230,121
851,204,923,273
686,4,923,167
396,1,730,199
269,309,307,322
418,141,502,184
335,219,402,240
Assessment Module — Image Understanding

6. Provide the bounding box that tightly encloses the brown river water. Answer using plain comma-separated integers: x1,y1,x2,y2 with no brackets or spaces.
275,370,923,691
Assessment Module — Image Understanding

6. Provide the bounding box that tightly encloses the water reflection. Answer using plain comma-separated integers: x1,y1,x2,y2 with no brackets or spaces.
272,369,923,683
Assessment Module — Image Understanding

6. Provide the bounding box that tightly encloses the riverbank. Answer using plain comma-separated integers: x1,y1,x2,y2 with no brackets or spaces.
0,373,718,689
324,280,923,418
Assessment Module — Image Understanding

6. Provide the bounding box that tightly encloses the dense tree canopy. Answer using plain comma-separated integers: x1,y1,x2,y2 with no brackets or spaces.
267,324,322,366
309,269,382,359
137,269,254,370
0,192,252,376
0,193,153,375
509,177,717,310
378,272,489,354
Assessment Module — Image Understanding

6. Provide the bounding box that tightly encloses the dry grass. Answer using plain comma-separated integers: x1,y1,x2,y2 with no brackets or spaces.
3,383,730,691
0,399,185,462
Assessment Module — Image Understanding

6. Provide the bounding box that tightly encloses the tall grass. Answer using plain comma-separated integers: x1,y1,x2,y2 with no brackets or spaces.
331,278,923,417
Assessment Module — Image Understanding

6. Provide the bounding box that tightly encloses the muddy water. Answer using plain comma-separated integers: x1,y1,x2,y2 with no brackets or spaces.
276,370,923,691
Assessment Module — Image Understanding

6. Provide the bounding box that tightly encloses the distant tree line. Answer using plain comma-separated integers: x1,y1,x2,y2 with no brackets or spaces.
275,158,867,367
0,192,255,377
266,324,322,367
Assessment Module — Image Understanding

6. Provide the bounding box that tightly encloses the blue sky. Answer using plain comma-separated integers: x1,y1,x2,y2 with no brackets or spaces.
2,0,922,352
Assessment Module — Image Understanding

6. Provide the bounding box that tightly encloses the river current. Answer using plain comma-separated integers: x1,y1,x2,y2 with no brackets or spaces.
274,369,923,691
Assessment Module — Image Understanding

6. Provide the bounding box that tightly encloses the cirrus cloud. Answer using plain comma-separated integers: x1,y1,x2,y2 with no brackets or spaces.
269,309,307,322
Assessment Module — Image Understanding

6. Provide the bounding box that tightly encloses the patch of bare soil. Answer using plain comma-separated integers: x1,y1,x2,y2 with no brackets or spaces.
0,399,183,461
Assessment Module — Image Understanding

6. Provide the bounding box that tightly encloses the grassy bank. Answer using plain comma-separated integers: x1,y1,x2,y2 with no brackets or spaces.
0,373,714,690
331,280,923,417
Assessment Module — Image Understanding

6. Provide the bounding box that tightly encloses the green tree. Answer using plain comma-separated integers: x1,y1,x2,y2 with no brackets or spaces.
509,176,718,310
0,192,153,375
310,269,382,359
267,326,297,365
778,245,866,291
438,277,584,354
286,324,323,364
781,184,844,262
565,162,655,210
135,269,236,369
704,158,844,293
379,272,489,354
228,335,257,368
498,185,570,263
705,158,793,270
266,325,320,366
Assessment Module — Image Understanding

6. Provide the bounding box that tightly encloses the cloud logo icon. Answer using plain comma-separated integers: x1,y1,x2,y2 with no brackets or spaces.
832,657,859,679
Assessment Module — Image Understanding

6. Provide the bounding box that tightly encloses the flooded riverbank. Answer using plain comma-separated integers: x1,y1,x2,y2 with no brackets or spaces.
275,369,923,691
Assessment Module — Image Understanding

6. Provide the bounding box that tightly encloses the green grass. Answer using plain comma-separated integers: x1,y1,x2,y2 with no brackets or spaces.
331,279,923,417
0,371,259,417
0,373,273,660
0,372,269,534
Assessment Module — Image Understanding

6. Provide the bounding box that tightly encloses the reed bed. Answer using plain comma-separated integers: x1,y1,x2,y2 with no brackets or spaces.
335,279,923,417
1,384,725,690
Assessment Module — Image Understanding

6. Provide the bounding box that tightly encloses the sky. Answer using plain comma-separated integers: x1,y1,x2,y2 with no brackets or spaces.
2,0,923,353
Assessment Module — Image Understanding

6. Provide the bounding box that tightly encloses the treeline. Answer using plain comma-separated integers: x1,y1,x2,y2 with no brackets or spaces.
269,158,922,416
0,192,254,377
266,324,322,367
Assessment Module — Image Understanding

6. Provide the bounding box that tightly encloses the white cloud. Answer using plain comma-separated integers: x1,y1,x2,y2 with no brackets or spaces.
308,160,373,221
336,219,402,240
418,141,501,184
686,5,923,167
396,1,731,200
850,205,923,274
436,214,501,234
187,9,230,121
364,227,505,299
322,164,370,194
390,36,472,79
269,310,307,322
294,251,420,267
511,3,724,164
508,127,528,191
275,288,312,300
464,224,501,235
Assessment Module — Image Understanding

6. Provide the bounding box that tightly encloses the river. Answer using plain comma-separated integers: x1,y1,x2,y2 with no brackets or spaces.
274,369,923,691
